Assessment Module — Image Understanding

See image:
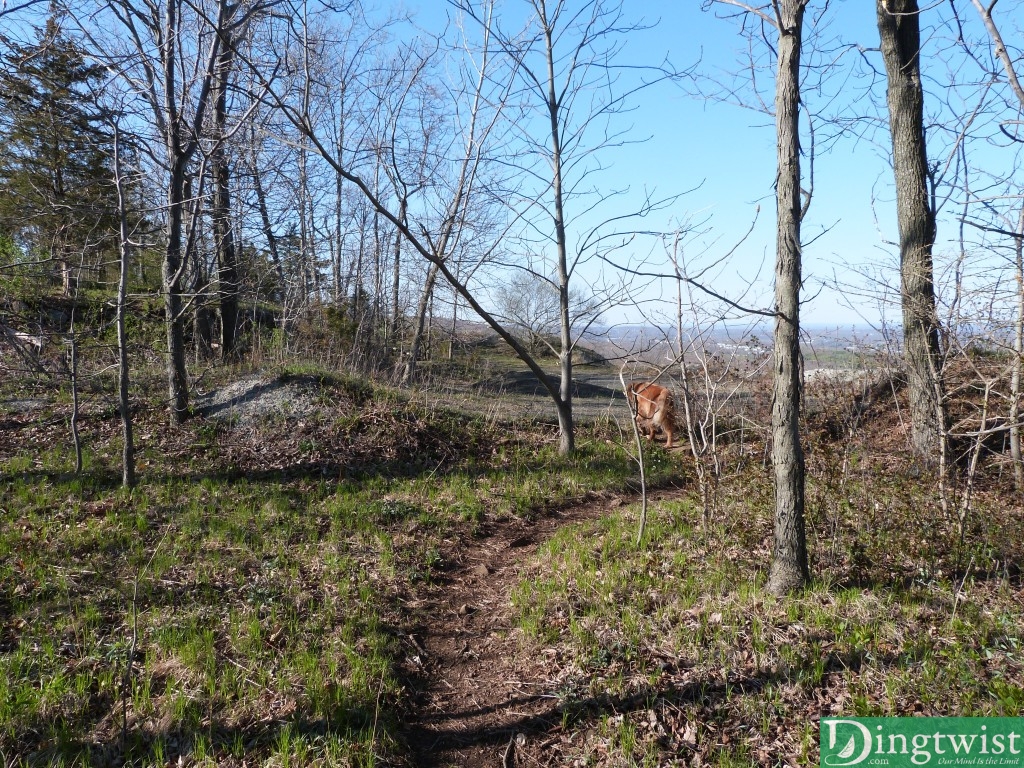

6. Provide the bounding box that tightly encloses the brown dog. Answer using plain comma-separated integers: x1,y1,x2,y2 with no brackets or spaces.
627,381,676,448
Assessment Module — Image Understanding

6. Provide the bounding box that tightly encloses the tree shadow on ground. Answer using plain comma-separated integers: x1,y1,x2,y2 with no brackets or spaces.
11,706,397,768
398,650,906,768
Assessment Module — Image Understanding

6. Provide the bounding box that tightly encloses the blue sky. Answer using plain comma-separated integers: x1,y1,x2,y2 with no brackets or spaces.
9,0,1014,331
401,0,1024,330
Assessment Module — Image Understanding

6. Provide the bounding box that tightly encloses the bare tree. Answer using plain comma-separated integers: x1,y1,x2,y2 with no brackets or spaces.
80,0,221,423
225,0,675,453
707,0,811,593
78,0,269,422
1010,206,1024,489
619,364,650,544
374,42,440,356
452,0,680,454
366,39,448,381
969,0,1024,114
660,225,770,522
968,0,1024,488
494,271,561,353
770,0,812,594
0,0,47,21
112,117,135,488
876,0,947,463
210,1,240,357
243,117,286,302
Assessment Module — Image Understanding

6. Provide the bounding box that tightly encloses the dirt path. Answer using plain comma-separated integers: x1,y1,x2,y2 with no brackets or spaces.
398,499,608,767
397,485,683,768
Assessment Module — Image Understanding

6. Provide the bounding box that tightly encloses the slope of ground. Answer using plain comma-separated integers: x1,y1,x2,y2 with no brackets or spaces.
1,362,1022,768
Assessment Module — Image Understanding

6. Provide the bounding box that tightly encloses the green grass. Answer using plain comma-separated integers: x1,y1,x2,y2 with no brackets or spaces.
0,471,407,764
507,471,1024,766
3,352,1022,766
0,373,650,765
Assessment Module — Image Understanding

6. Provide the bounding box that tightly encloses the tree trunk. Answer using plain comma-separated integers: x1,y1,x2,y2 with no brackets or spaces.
212,21,239,358
542,2,575,456
333,81,348,307
299,143,312,304
250,150,285,302
107,0,227,424
391,197,407,348
186,175,213,360
969,1,1024,489
160,0,199,425
555,386,574,455
113,125,135,488
165,161,190,425
448,293,458,360
403,260,441,384
768,0,810,596
334,169,344,305
1011,205,1024,490
70,325,82,474
877,0,945,462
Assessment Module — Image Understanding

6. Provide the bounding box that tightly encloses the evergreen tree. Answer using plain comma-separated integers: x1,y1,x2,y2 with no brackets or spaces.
0,11,119,293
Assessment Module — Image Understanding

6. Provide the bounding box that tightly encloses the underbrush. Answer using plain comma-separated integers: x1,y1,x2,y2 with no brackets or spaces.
508,440,1024,767
0,370,658,766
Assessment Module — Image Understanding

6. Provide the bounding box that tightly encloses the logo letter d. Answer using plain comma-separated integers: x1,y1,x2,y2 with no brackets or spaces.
823,719,873,766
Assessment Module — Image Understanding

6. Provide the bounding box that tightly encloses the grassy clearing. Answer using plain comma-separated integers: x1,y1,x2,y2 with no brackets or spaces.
0,368,660,766
1,471,400,766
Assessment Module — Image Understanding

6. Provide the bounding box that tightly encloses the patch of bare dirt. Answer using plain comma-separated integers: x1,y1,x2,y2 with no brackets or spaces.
396,489,684,768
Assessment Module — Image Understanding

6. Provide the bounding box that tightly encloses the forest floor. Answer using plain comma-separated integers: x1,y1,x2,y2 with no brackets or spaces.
206,364,1024,768
194,369,687,766
2,354,1023,768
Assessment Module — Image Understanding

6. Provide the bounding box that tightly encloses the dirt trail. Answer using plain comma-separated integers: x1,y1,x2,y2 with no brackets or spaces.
398,501,605,767
398,484,684,768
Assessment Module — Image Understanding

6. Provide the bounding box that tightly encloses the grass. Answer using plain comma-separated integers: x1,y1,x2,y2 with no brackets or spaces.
506,444,1024,766
2,349,1022,766
0,366,654,766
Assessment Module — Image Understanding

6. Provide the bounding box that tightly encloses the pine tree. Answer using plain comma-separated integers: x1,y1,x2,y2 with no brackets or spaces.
0,11,119,294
